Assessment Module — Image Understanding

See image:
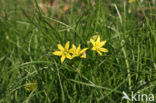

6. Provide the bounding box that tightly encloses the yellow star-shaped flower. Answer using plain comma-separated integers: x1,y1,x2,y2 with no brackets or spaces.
91,35,108,56
53,41,72,63
71,44,88,58
24,80,37,92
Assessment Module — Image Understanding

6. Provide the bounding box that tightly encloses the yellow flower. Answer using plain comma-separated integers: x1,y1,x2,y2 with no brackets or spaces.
91,35,108,56
71,44,88,58
24,80,37,92
128,0,137,3
53,41,72,63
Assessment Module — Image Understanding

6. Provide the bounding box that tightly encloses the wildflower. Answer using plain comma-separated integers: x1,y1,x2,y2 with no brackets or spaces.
53,41,72,63
71,44,88,58
24,80,37,92
91,35,108,56
128,0,137,3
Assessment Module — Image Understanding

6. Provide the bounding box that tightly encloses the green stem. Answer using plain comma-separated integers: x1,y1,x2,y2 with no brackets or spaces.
121,41,131,97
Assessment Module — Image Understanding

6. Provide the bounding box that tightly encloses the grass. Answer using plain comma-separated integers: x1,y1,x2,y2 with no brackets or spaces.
0,0,156,103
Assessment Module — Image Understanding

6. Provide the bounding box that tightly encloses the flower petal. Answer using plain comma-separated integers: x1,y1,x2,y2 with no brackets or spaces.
72,44,76,49
80,48,88,54
71,55,76,59
77,44,81,53
61,56,65,63
90,39,95,46
53,51,62,56
65,41,70,50
97,50,102,56
69,48,74,53
80,53,86,58
58,44,64,50
96,35,100,43
100,48,109,52
66,54,72,59
98,41,106,47
92,47,96,51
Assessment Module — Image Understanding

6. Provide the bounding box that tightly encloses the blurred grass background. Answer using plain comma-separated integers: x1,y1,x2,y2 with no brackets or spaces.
0,0,156,103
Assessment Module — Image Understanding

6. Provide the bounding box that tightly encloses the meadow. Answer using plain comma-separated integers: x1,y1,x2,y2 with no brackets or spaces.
0,0,156,103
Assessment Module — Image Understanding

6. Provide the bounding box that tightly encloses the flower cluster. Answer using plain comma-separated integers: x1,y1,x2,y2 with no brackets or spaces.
53,35,108,63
